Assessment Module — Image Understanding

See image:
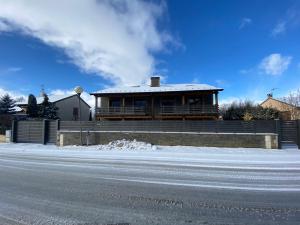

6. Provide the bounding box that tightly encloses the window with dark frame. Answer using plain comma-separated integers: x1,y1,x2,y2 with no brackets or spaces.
73,107,78,121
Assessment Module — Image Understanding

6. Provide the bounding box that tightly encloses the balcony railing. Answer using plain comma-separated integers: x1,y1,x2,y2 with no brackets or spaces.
96,106,149,116
159,105,218,115
96,105,218,117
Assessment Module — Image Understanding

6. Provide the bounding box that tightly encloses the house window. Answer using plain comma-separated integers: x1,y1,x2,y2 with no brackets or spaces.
188,97,202,105
134,99,147,108
161,98,176,107
203,95,213,105
73,107,79,121
109,99,121,107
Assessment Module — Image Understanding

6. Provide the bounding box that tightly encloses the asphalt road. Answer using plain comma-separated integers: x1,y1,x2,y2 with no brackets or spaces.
0,145,300,225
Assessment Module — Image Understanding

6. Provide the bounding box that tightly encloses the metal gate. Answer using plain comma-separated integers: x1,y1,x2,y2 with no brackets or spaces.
15,120,58,144
47,120,58,144
280,120,298,146
16,121,44,143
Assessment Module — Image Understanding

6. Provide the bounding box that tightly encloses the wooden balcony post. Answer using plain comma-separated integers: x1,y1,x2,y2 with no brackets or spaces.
122,97,125,120
122,97,125,107
215,92,219,113
215,92,219,107
151,96,154,119
95,96,98,117
182,95,186,120
95,96,98,108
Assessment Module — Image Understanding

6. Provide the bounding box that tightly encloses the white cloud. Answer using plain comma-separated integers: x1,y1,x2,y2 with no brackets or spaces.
0,87,26,101
6,67,22,73
192,78,199,83
259,53,292,76
271,21,286,37
0,20,12,31
219,97,242,106
271,5,300,37
0,67,23,75
49,89,95,108
219,96,263,106
0,86,95,110
239,69,251,74
0,0,173,86
215,79,227,87
239,17,252,29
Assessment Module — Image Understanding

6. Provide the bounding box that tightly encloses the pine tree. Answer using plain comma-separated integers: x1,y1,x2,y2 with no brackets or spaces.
89,111,92,121
45,103,59,119
221,100,279,120
0,94,16,114
27,94,38,117
38,94,59,119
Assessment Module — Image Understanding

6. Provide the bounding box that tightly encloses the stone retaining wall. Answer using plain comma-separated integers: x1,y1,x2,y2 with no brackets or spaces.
58,131,278,149
0,135,5,143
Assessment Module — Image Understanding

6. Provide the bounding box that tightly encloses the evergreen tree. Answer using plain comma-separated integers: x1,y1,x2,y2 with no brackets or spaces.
38,94,49,117
0,94,16,114
89,111,92,121
38,94,59,119
221,100,279,120
44,103,59,119
27,94,38,117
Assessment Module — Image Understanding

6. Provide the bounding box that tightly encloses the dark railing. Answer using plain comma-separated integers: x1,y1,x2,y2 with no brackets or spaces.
96,105,218,117
159,105,218,115
96,107,149,116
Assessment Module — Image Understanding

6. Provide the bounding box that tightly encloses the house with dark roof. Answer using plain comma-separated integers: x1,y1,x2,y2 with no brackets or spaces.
16,94,91,121
90,77,223,120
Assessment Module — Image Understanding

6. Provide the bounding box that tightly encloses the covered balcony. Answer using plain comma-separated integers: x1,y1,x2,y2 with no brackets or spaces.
94,91,220,120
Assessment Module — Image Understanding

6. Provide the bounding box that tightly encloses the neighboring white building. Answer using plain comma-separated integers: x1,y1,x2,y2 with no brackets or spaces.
16,94,91,121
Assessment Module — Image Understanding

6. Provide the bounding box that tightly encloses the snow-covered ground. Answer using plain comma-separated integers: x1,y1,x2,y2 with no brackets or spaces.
0,141,300,193
1,142,300,224
0,141,299,170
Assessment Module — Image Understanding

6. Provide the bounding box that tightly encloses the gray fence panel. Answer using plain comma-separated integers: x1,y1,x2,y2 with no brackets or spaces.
47,121,58,144
14,120,278,144
280,120,298,144
59,120,277,133
16,121,44,143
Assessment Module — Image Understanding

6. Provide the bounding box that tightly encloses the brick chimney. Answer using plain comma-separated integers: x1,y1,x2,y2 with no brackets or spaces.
151,76,160,87
267,93,273,98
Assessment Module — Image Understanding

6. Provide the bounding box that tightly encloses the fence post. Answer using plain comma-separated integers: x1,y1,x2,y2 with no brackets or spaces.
56,119,60,131
297,120,300,149
56,119,60,146
42,119,48,145
275,119,281,149
11,120,18,143
253,121,257,134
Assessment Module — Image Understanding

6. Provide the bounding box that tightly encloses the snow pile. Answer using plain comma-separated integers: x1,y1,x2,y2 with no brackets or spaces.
97,139,157,151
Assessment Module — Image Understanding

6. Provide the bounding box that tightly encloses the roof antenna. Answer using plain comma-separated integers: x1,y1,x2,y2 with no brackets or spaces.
40,84,46,97
267,88,277,98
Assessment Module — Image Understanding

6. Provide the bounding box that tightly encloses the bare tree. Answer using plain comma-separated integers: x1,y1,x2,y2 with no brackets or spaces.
281,89,300,120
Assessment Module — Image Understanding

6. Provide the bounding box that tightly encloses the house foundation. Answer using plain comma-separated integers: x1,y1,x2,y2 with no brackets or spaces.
58,131,278,149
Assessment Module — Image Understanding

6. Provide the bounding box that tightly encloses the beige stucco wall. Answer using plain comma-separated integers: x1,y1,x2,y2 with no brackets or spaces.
261,98,300,120
0,135,5,143
261,98,292,111
55,95,91,121
58,131,279,149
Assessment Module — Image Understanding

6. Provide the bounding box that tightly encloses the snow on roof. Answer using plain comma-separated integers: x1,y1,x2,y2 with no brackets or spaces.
92,83,223,95
16,94,75,105
13,106,23,112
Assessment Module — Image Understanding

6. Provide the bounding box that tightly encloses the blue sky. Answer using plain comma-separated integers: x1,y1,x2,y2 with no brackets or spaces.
0,0,300,105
